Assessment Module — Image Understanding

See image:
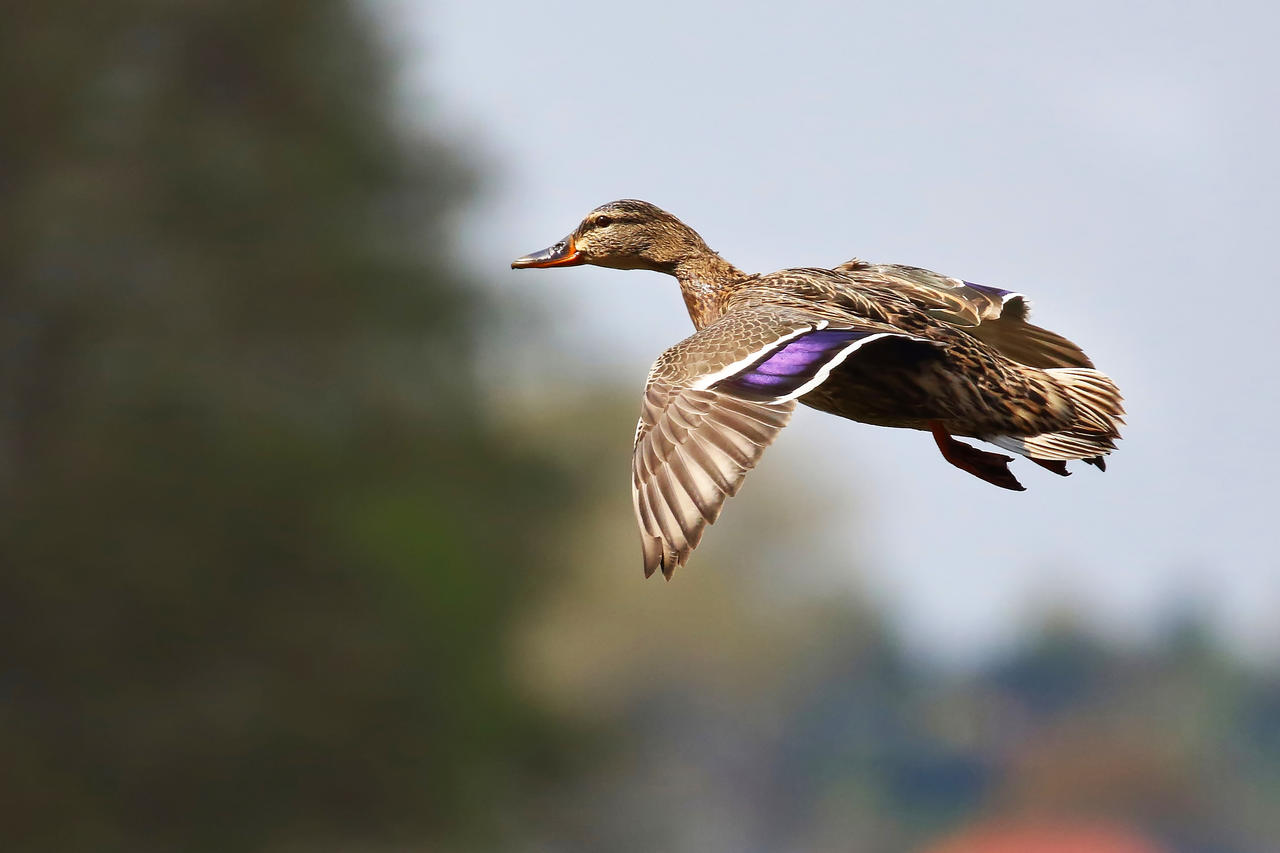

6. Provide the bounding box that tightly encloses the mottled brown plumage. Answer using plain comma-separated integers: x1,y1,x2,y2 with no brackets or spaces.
513,200,1125,578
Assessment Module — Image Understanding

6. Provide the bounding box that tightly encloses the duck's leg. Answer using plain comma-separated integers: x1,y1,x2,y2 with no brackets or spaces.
929,421,1026,491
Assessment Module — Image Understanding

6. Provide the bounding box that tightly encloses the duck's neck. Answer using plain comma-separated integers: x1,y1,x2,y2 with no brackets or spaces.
672,252,747,330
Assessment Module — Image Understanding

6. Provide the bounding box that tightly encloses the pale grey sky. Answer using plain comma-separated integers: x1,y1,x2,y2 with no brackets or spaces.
385,0,1279,664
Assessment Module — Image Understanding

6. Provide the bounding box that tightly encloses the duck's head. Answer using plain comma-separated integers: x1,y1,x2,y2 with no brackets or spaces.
511,199,710,273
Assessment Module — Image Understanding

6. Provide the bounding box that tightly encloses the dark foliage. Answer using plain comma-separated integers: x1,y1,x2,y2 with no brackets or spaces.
0,3,566,849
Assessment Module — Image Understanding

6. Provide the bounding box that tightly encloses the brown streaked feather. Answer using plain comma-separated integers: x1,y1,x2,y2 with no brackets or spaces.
836,260,1001,325
834,260,1093,369
633,384,793,579
726,268,1123,468
969,317,1094,370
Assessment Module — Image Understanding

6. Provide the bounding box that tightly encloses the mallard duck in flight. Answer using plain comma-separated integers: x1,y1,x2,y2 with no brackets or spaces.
513,200,1124,579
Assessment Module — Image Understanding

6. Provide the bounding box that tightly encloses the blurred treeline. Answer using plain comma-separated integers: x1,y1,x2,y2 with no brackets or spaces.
1,3,1276,853
1,2,572,849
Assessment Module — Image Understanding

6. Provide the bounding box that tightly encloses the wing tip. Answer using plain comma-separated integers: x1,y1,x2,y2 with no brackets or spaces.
642,556,681,581
641,535,684,580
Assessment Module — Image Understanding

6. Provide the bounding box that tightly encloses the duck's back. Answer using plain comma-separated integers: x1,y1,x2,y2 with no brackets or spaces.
723,265,1088,436
834,260,1095,369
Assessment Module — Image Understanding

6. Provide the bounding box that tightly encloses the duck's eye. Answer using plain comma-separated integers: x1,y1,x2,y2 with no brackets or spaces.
593,215,612,228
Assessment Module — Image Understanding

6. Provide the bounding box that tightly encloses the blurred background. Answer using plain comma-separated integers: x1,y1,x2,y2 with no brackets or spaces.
3,1,1278,851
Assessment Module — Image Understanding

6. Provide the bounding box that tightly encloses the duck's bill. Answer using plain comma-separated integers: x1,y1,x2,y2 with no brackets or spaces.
511,235,584,269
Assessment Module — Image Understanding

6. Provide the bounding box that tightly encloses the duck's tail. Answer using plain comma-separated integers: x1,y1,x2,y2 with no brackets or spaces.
991,368,1126,470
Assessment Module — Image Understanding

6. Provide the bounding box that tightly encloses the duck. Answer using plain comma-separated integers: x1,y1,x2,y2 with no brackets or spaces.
512,199,1124,579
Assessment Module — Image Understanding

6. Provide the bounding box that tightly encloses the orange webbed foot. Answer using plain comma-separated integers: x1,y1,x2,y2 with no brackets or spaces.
930,422,1026,491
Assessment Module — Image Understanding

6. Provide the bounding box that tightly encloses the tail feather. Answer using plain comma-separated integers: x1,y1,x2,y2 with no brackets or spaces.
1050,367,1126,427
991,368,1124,466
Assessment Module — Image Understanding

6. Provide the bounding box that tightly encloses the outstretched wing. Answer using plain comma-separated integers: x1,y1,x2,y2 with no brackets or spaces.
835,259,1093,369
633,310,927,578
632,383,793,579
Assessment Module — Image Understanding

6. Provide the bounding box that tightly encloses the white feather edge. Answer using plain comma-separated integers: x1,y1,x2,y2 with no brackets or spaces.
989,436,1030,456
768,332,925,404
988,433,1111,461
941,276,1019,300
688,320,829,391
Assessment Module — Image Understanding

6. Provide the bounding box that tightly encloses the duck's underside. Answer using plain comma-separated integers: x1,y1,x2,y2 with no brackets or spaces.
796,335,1056,435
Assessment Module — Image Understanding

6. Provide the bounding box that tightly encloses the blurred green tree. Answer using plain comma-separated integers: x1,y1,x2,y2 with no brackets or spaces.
0,3,566,850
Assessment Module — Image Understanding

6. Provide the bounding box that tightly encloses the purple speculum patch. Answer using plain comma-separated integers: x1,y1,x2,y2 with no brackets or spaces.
963,281,1014,300
714,329,877,396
